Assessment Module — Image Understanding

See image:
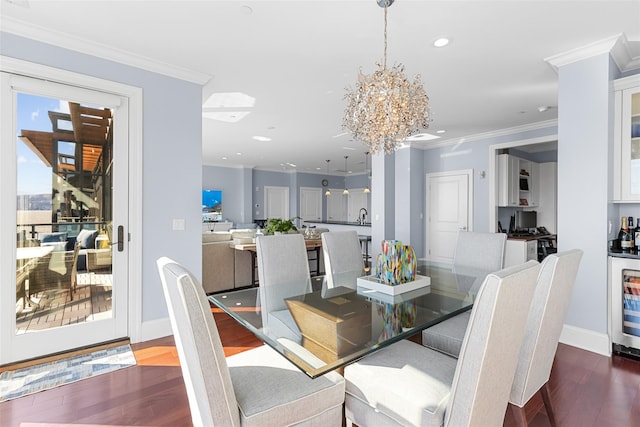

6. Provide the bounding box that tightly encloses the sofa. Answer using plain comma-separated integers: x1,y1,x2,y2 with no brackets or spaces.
38,229,112,272
202,230,254,294
201,228,331,294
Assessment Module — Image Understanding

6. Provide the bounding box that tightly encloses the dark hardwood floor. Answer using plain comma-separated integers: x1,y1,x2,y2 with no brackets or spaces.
2,306,640,427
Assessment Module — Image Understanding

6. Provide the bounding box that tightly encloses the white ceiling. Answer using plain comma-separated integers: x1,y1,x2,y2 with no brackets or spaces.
2,0,639,175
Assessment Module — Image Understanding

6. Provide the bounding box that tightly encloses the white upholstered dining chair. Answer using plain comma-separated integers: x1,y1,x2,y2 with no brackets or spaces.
344,260,540,427
321,230,365,290
256,233,311,343
156,257,345,427
453,230,507,271
422,249,583,427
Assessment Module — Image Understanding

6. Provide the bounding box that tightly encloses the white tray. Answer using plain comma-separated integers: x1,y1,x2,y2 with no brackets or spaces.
356,274,431,296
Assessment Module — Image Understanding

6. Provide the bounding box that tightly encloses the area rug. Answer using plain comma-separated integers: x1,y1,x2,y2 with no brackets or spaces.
0,344,136,402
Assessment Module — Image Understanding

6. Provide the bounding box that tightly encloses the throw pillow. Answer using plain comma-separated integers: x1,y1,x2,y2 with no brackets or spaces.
76,229,99,249
39,231,68,243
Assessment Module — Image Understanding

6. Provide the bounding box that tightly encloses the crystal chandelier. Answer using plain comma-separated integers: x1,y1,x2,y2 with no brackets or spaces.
343,0,431,155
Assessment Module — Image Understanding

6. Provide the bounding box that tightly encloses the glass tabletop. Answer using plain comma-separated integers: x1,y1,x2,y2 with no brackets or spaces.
208,261,490,378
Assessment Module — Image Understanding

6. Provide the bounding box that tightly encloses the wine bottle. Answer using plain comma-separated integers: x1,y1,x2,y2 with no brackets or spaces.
634,218,640,253
620,216,633,253
630,217,635,254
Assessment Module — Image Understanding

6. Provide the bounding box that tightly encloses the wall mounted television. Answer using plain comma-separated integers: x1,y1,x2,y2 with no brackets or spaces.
202,189,222,222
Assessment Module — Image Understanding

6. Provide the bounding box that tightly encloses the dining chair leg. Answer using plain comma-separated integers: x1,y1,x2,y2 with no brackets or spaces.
540,381,558,427
510,403,529,427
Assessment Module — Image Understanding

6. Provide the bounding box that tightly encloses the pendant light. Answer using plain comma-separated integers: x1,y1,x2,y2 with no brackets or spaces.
325,160,331,196
364,151,371,193
343,156,350,195
343,0,430,154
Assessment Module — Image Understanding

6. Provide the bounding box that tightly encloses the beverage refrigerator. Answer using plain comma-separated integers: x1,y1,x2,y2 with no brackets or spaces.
609,256,640,358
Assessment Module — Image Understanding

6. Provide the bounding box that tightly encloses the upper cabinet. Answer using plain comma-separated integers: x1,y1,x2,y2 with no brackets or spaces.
613,74,640,202
498,154,538,207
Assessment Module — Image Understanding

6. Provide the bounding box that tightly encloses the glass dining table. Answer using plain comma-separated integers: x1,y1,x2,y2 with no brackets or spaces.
208,261,491,378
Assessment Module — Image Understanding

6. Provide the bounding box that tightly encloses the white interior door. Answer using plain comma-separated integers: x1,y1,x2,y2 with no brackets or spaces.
0,71,129,364
426,170,473,263
300,187,322,221
264,186,289,219
326,190,346,221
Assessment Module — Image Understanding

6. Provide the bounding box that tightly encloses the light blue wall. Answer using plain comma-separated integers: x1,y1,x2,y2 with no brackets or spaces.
1,33,202,324
557,53,613,335
393,147,424,256
202,165,248,224
510,148,558,163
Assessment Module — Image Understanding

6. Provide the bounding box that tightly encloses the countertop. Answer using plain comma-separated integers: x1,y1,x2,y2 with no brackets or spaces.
609,250,640,259
304,220,372,227
507,233,556,241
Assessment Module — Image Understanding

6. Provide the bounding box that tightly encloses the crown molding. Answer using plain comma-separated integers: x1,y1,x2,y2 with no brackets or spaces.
418,119,558,150
610,34,640,73
545,33,640,73
1,15,211,84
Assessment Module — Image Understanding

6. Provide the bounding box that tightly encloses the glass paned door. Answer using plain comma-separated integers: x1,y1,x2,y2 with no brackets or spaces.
1,72,128,364
622,268,640,337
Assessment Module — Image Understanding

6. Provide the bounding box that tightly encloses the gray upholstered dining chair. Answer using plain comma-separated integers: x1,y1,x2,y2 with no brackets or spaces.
156,257,345,427
453,230,507,271
256,234,312,343
422,249,583,427
344,260,540,427
321,230,365,290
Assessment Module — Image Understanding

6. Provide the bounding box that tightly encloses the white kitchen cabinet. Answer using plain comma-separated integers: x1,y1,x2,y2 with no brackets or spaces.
498,154,537,207
613,74,640,202
504,239,537,267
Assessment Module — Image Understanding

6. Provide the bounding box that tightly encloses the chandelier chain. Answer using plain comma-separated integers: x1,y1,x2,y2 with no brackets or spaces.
383,4,387,69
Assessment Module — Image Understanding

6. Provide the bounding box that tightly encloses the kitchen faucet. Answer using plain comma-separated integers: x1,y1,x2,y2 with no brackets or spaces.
359,208,368,225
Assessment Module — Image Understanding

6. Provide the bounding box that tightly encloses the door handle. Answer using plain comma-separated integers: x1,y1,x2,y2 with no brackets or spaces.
116,225,124,252
459,226,467,231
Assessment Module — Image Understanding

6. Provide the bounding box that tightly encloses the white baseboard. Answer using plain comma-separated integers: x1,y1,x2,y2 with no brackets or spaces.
559,323,611,357
132,317,173,344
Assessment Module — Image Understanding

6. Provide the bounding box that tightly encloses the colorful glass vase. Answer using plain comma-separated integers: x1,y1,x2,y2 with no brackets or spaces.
375,240,416,286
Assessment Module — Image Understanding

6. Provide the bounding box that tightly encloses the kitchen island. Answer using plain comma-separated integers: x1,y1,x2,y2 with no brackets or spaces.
302,220,371,236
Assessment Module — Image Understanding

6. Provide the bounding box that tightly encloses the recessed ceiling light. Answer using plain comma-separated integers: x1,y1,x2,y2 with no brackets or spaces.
537,106,551,113
436,130,446,134
202,111,250,123
342,146,356,150
252,136,271,142
236,152,242,156
333,132,349,138
222,156,228,160
433,37,450,48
